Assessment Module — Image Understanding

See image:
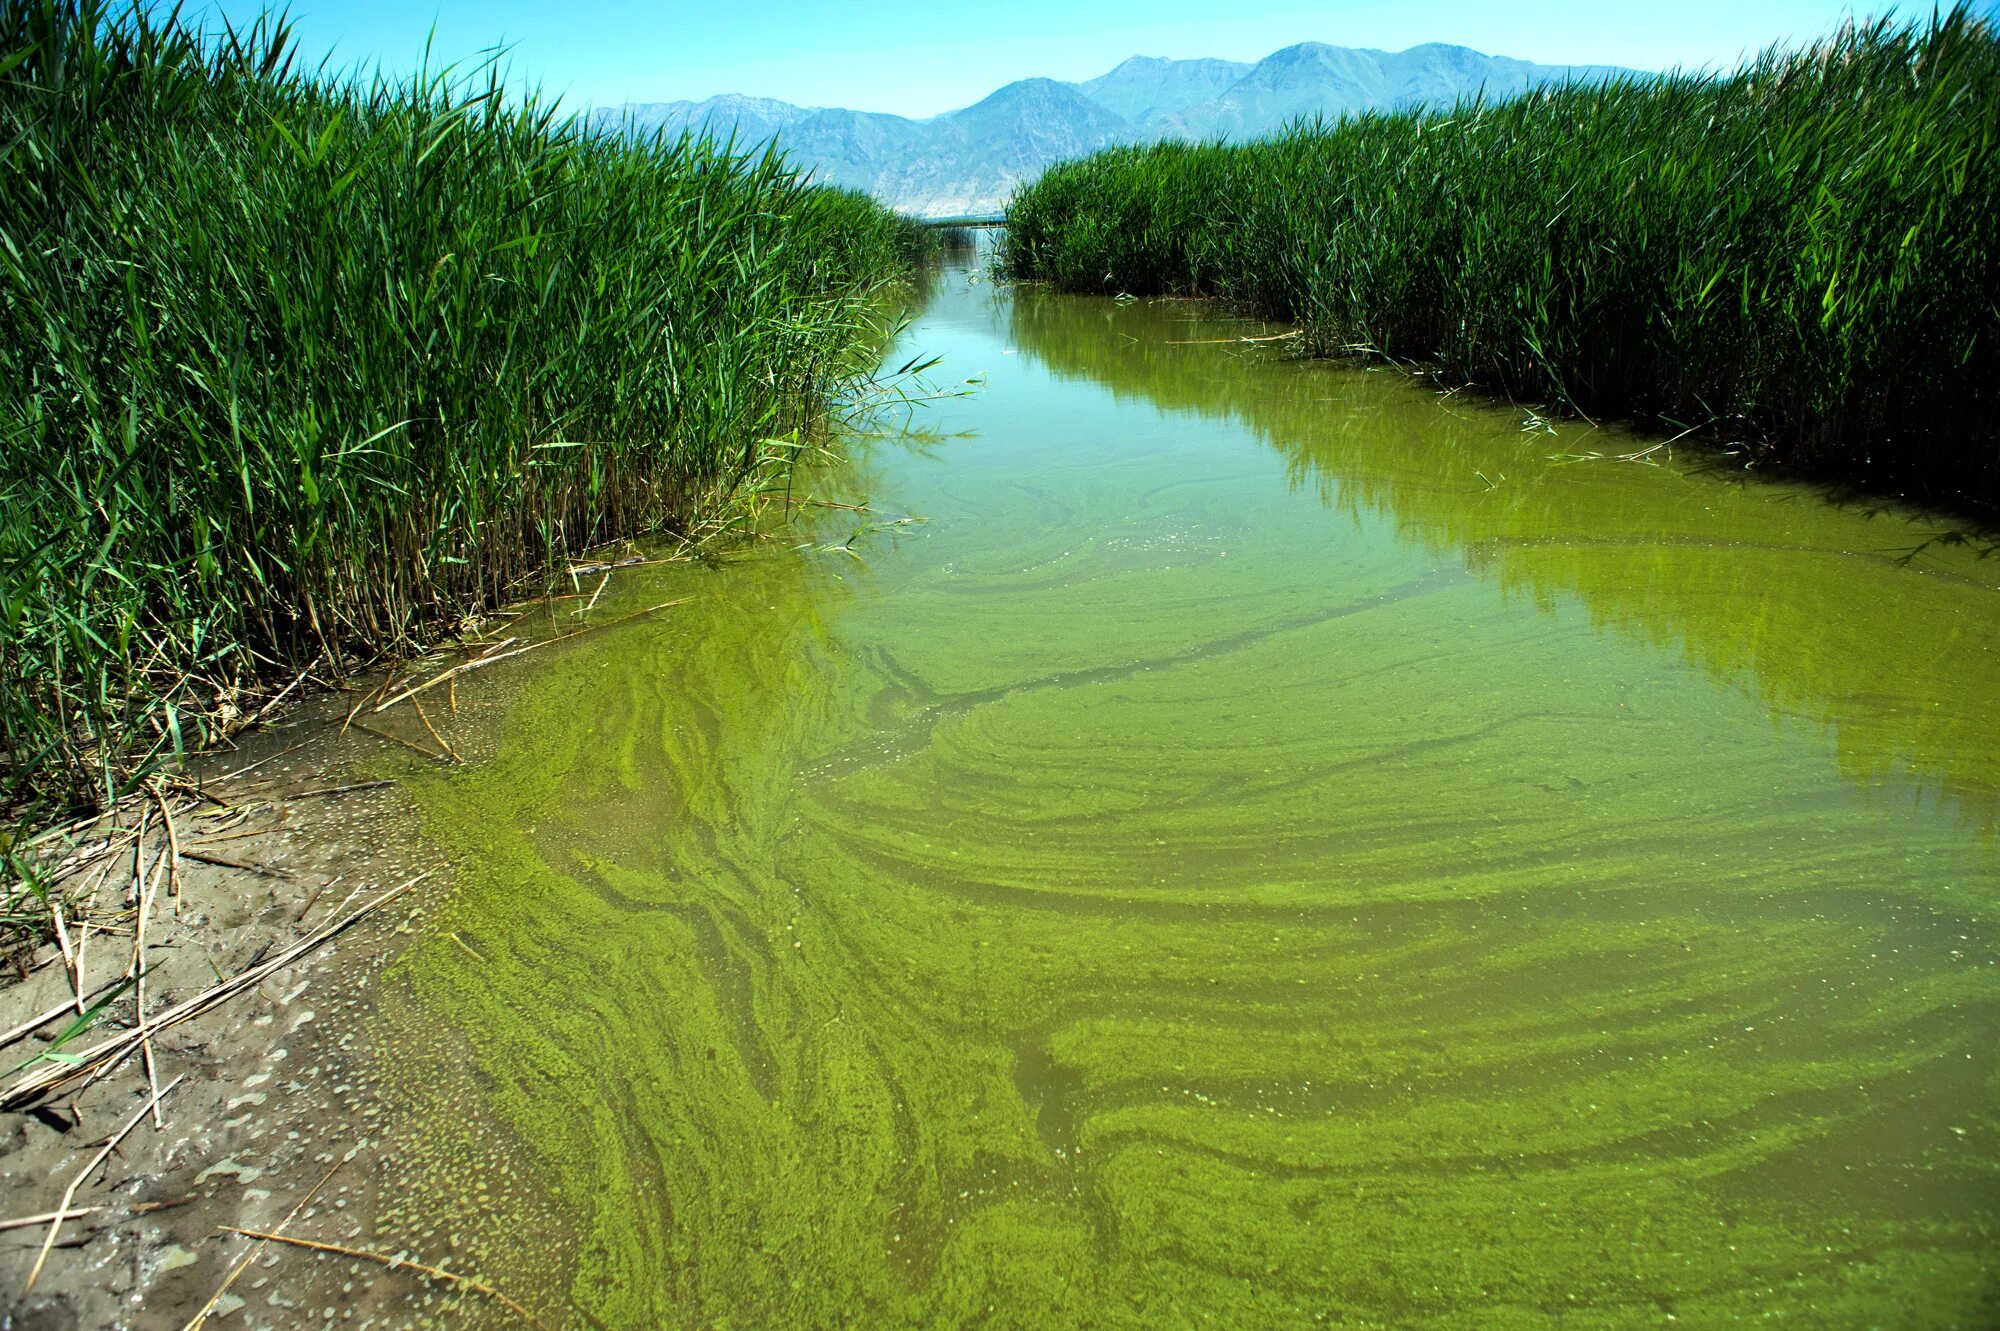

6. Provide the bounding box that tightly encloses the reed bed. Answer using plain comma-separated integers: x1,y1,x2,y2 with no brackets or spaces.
1002,8,1998,500
0,4,925,855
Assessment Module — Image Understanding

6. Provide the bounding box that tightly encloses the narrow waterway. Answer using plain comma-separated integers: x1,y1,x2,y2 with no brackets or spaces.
372,249,1999,1329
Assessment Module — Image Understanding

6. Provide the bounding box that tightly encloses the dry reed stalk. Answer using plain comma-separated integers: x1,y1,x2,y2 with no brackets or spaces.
215,1227,548,1329
182,1158,345,1331
151,785,185,910
48,905,80,1016
0,975,130,1049
563,551,689,576
244,660,314,729
291,875,337,927
70,849,123,908
188,821,285,846
36,831,122,890
409,695,459,764
211,736,315,783
0,874,428,1110
285,780,394,800
371,637,518,713
1164,329,1302,345
21,1074,185,1295
343,669,398,734
371,591,687,719
0,999,72,1050
579,571,612,616
351,720,450,764
0,1206,104,1233
192,805,254,836
311,880,368,932
129,844,172,1128
0,1196,190,1235
178,850,289,879
19,809,114,852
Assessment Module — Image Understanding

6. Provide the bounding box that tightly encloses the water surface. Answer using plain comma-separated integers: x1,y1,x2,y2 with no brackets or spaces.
378,253,1999,1329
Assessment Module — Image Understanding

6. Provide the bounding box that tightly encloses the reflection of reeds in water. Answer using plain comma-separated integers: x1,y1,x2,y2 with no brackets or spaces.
934,226,980,254
1003,9,1998,499
388,364,2000,1327
1003,281,2000,833
0,4,923,844
373,266,2000,1330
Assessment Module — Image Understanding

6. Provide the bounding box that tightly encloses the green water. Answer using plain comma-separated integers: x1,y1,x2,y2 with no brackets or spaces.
380,254,2000,1329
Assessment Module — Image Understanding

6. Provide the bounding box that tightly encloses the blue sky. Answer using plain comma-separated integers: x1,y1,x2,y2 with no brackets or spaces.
181,1,1984,117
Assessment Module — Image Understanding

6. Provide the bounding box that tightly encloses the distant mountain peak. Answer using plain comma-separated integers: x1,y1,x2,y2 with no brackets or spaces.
955,77,1111,114
595,40,1636,216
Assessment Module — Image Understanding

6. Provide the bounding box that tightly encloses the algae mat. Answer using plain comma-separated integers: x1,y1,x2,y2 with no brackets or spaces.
382,260,1999,1329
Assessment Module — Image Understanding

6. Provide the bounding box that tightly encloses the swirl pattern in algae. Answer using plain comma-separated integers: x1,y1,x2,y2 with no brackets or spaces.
378,262,1999,1329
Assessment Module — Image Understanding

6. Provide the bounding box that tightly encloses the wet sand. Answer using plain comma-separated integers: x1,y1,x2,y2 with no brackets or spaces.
1,690,480,1330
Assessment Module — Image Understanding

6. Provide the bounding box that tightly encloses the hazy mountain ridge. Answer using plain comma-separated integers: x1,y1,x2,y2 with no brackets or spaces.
596,42,1633,216
1078,55,1253,128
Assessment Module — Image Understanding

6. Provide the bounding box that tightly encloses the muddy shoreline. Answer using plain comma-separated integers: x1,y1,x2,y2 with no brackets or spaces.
0,685,517,1330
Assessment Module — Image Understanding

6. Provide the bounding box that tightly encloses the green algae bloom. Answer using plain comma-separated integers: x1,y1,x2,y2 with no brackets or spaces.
377,260,2000,1329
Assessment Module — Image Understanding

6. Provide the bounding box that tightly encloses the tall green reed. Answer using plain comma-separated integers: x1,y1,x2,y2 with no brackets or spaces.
1003,8,1998,501
0,2,923,835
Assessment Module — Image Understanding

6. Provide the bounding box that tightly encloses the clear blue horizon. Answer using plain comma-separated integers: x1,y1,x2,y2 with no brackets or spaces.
176,0,1995,118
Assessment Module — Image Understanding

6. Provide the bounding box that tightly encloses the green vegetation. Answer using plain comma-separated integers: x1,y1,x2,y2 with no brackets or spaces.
376,275,1999,1329
0,3,925,838
1003,9,1999,500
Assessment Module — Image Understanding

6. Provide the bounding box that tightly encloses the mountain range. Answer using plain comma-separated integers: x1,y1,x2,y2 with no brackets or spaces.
593,42,1633,217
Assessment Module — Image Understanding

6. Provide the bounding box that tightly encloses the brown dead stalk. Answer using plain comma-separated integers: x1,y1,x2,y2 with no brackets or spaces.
1,874,429,1111
21,1074,185,1295
373,596,689,719
182,1158,345,1331
215,1227,549,1329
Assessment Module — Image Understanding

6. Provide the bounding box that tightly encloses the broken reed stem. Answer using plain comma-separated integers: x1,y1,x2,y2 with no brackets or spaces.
211,736,314,783
189,822,287,847
245,660,314,729
372,644,529,713
344,668,398,733
350,720,449,764
72,912,90,1016
48,905,79,1017
216,1227,549,1330
0,1205,105,1233
183,1158,345,1331
0,974,131,1050
290,875,336,927
0,874,429,1110
22,1074,185,1295
0,1197,190,1235
1164,328,1303,345
285,780,395,800
152,784,185,910
580,570,612,616
374,595,686,718
4,998,80,1051
313,880,368,933
371,635,519,714
527,596,690,653
129,843,172,1128
409,694,459,764
178,849,289,878
30,825,135,898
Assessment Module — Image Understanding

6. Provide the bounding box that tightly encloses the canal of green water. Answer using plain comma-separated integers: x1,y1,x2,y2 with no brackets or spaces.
372,251,1999,1329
